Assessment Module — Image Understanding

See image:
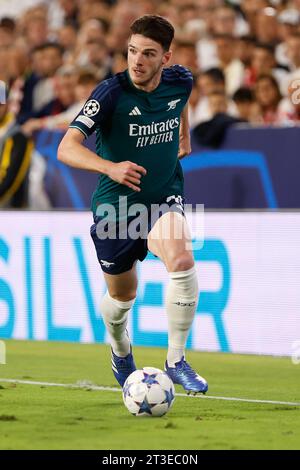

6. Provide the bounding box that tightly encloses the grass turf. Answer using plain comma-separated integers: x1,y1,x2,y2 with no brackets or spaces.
0,340,299,450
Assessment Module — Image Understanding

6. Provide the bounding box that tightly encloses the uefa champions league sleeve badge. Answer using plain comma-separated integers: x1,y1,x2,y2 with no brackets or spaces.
83,99,100,117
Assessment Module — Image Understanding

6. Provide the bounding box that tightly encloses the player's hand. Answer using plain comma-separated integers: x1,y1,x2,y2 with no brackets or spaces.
107,161,147,192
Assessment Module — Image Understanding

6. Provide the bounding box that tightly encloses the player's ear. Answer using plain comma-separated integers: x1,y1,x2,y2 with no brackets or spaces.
162,50,172,66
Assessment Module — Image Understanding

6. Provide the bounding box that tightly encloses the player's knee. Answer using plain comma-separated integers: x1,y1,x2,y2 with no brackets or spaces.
166,252,194,273
109,291,137,303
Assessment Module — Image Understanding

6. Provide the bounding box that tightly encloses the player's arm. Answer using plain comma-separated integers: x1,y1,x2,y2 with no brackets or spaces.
58,128,146,192
178,102,191,160
58,128,112,173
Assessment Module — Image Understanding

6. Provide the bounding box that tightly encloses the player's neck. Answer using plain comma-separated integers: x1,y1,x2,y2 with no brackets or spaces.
129,70,162,93
134,76,161,93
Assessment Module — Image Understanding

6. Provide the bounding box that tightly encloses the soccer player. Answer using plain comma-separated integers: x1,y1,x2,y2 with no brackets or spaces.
58,15,208,394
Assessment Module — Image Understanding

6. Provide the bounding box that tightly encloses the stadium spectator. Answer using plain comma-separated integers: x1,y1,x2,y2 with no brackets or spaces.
191,68,238,127
255,74,282,124
77,0,111,26
292,0,300,11
0,47,11,84
22,69,98,133
6,45,29,84
188,74,201,129
0,99,33,208
246,43,288,95
278,80,300,124
31,42,64,112
8,42,65,124
240,0,270,35
57,22,78,62
276,9,300,68
174,2,205,43
2,0,300,210
7,45,40,124
285,33,300,72
195,3,219,71
105,2,138,53
21,7,50,49
48,0,79,31
111,51,128,75
0,17,16,47
198,68,226,97
254,7,279,46
21,65,78,134
191,68,226,126
207,89,229,116
236,35,256,72
283,32,300,98
172,41,199,75
74,19,107,65
176,2,199,27
212,4,249,37
232,87,259,122
0,0,46,21
84,38,112,80
193,90,243,148
244,43,273,88
197,0,220,26
213,34,245,96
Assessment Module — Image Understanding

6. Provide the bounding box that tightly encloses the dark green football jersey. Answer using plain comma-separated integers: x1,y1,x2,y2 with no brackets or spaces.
69,65,193,219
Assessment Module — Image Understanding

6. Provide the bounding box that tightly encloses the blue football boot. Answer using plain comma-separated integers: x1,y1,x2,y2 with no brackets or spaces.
165,357,208,395
111,346,136,387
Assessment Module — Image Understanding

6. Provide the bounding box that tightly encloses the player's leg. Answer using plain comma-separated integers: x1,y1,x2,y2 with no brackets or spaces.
101,262,137,357
90,215,142,386
148,211,196,363
100,263,138,387
147,210,208,394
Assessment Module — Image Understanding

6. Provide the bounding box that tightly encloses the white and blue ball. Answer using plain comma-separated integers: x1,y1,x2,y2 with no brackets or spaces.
122,367,175,417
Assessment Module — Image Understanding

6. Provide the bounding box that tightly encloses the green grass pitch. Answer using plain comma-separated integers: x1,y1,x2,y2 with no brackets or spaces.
0,340,299,450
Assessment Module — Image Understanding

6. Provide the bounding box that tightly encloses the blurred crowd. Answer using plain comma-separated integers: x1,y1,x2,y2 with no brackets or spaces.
1,0,300,130
2,0,300,207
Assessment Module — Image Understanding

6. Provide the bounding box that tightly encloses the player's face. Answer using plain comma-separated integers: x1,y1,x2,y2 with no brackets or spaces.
128,34,171,90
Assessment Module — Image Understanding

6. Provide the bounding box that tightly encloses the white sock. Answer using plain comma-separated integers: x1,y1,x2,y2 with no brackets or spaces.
166,266,199,367
100,291,135,357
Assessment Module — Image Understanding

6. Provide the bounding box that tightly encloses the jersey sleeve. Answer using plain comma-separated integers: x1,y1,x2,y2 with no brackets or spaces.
163,65,193,97
69,79,117,139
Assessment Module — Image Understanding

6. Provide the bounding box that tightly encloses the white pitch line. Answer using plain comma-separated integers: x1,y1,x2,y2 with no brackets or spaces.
1,378,300,407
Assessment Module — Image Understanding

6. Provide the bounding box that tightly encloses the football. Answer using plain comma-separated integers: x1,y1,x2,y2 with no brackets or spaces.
122,367,175,417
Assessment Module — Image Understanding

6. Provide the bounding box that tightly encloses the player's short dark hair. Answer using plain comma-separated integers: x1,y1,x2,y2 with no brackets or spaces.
201,67,225,84
130,15,174,51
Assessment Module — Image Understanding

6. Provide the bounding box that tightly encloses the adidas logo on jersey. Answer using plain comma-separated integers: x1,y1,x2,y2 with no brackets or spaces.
129,106,142,116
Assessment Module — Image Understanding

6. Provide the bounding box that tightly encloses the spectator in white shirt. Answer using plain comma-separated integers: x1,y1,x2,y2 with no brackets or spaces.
191,67,237,127
213,34,245,96
276,9,300,69
254,7,279,47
